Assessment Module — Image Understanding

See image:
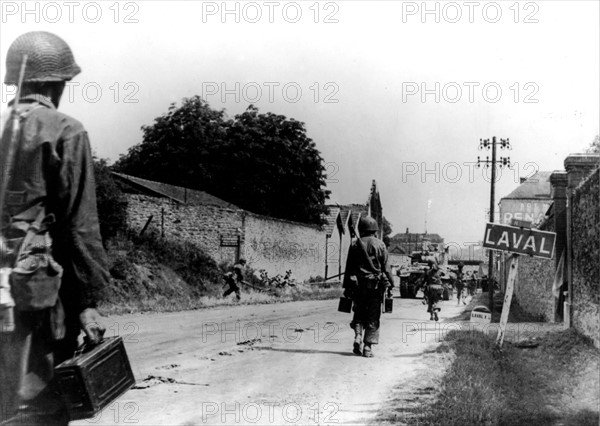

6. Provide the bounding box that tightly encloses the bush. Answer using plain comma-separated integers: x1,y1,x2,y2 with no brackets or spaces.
130,231,223,295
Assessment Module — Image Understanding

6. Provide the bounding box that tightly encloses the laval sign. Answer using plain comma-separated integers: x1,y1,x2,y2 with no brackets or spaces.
483,223,556,259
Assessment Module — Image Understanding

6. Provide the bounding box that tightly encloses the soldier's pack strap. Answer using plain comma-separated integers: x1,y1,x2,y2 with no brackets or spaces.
355,237,381,276
0,104,44,229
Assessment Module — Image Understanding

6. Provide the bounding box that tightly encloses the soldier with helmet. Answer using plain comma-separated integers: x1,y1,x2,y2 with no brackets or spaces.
422,259,444,321
455,262,466,306
223,258,247,301
0,32,108,425
342,216,394,358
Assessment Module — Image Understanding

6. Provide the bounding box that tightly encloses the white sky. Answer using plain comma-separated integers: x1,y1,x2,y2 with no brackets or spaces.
1,1,599,248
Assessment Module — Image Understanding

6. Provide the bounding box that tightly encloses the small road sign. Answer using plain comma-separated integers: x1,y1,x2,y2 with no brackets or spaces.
510,218,532,228
483,223,556,259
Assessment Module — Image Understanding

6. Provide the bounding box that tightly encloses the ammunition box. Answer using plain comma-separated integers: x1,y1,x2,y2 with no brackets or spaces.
54,336,135,420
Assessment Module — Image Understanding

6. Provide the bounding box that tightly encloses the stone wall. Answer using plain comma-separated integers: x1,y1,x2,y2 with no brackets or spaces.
571,167,599,347
126,195,245,264
515,256,555,321
243,213,327,281
514,218,556,321
125,194,331,281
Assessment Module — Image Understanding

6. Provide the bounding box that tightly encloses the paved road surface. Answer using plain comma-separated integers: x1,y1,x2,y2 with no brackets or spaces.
73,296,470,426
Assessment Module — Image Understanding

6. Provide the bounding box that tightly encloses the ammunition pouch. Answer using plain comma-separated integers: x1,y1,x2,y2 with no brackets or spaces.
7,209,63,312
11,233,63,311
358,274,385,290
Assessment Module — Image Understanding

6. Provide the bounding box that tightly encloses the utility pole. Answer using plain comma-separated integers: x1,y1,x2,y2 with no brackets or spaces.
477,137,511,312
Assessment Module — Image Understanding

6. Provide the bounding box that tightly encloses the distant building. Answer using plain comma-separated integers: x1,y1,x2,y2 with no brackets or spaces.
388,231,444,255
499,171,553,226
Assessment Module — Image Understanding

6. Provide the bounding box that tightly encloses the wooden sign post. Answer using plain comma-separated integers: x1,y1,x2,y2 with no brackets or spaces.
495,253,519,347
482,222,556,348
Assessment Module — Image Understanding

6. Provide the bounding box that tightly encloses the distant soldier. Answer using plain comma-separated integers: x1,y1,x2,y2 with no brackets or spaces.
223,259,247,301
342,217,394,358
0,32,108,425
455,262,466,306
468,274,478,296
423,259,444,321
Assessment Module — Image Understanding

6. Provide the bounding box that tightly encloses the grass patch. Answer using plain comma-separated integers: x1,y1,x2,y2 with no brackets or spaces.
448,292,541,323
377,328,599,426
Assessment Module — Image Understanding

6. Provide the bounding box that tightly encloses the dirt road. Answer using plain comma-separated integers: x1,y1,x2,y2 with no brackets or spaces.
73,296,468,426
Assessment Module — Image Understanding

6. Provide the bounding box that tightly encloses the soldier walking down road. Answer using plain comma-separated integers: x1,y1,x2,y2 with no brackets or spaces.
342,217,394,358
223,259,247,301
423,259,443,321
0,32,109,426
455,262,466,306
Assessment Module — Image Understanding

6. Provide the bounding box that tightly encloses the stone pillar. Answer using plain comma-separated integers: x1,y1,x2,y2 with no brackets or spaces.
550,172,568,265
550,171,568,322
564,154,600,328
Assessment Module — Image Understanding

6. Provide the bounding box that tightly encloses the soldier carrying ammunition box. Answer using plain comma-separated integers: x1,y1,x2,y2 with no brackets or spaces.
0,31,108,425
342,217,394,358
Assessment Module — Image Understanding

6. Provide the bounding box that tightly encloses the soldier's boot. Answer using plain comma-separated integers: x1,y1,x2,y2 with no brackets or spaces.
352,324,363,355
362,344,373,358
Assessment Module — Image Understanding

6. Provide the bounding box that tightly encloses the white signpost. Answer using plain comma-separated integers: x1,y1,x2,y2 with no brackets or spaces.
495,253,519,347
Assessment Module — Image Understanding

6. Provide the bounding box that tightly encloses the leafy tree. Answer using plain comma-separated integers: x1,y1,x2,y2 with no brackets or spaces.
114,96,228,189
114,98,330,224
586,134,600,154
220,105,329,223
94,157,128,245
382,216,393,247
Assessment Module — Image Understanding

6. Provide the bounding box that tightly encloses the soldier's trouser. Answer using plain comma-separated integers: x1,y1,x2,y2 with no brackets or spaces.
350,289,382,345
427,285,443,313
0,310,76,426
223,286,241,300
456,288,463,304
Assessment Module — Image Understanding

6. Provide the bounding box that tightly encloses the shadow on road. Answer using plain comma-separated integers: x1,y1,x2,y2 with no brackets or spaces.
256,347,357,357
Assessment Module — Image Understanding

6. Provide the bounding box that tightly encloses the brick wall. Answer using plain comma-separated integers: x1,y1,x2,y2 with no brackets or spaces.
571,167,600,346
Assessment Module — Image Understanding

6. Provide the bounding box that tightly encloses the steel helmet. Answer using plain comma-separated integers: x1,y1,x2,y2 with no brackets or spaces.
358,216,378,234
4,31,81,85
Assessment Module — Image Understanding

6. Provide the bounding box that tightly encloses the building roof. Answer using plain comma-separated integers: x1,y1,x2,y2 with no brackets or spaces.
322,207,341,237
113,172,239,209
502,171,553,200
326,203,369,237
390,232,444,243
339,209,351,230
389,244,408,255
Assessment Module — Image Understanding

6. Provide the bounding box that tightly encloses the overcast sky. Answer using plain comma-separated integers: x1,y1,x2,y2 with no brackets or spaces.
1,1,598,248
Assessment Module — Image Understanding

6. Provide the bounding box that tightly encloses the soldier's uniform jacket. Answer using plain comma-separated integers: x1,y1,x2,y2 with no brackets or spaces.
1,94,109,314
1,94,110,422
343,235,391,289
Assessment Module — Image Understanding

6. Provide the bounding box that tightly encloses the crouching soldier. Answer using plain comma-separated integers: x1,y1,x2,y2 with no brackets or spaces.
342,217,394,358
223,259,247,301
